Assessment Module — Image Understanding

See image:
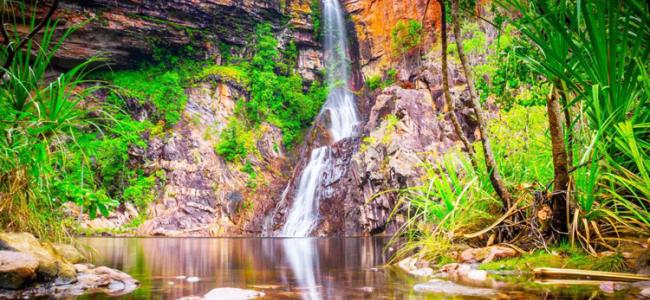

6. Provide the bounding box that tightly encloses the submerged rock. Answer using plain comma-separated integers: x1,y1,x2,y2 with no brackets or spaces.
180,287,265,300
204,288,265,300
414,279,497,297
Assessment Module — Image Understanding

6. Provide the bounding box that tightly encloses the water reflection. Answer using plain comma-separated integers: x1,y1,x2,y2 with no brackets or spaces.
282,238,320,299
78,237,395,299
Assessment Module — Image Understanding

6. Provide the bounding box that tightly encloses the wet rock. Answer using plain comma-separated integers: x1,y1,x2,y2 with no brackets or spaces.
0,264,139,298
0,251,39,289
184,288,264,300
414,279,497,297
397,256,434,277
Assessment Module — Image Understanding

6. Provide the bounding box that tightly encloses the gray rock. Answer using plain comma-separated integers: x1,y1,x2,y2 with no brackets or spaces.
0,251,39,289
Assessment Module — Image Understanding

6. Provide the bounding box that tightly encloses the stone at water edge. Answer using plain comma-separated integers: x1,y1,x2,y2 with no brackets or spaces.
0,232,76,282
397,256,434,277
414,279,496,297
0,251,39,289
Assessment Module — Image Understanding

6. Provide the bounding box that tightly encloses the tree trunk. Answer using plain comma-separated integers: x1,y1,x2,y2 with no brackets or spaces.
547,86,570,236
437,0,479,171
451,0,512,209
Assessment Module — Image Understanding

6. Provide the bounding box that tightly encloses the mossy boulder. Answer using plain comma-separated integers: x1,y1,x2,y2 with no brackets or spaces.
53,243,87,264
0,232,76,282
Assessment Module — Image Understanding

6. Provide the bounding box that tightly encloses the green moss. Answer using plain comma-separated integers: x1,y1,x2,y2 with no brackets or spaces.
479,247,629,272
196,65,249,86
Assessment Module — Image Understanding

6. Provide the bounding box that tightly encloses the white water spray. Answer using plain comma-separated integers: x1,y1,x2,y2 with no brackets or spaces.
281,0,358,237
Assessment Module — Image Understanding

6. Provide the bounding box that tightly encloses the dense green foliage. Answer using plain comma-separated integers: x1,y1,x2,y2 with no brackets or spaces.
393,0,649,266
391,19,424,56
0,2,115,239
215,23,327,161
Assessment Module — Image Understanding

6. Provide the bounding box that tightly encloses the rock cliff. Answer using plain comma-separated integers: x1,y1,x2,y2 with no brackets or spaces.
38,0,496,236
50,0,322,81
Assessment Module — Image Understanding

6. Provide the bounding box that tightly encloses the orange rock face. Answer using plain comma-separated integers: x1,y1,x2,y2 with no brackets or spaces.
342,0,441,75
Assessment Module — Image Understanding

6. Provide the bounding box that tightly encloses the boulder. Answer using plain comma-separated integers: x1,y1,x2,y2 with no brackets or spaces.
0,232,75,280
0,251,39,289
53,243,86,264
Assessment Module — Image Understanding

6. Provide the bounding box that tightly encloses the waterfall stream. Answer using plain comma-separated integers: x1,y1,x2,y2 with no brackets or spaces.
281,0,358,237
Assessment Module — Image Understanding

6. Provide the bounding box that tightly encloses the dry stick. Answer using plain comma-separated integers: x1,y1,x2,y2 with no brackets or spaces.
437,0,480,171
450,0,512,209
1,0,60,75
534,268,650,282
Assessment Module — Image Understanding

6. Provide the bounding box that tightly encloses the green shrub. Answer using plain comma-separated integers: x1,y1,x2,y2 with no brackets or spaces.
366,75,382,90
391,19,423,56
104,65,187,127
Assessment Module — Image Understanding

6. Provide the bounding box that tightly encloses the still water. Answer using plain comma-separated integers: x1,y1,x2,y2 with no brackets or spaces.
77,237,610,300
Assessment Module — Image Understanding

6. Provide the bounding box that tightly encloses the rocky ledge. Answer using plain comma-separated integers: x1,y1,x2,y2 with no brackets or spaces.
0,232,138,298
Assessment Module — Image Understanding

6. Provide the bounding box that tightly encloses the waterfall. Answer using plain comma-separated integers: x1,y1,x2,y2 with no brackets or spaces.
281,0,358,237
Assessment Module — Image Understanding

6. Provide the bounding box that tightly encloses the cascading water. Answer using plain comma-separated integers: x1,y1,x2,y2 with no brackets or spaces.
281,0,358,237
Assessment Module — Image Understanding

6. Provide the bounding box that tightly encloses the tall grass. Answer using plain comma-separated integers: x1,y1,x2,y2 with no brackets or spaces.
389,152,500,262
0,1,110,240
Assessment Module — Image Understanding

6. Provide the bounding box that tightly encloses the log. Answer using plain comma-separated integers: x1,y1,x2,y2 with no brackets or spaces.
534,267,650,282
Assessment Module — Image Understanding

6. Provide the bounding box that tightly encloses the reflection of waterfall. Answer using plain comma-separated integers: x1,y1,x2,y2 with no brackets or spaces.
281,0,358,237
282,238,321,300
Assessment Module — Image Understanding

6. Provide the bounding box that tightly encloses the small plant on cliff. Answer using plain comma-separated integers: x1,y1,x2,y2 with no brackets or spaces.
391,19,424,56
311,0,322,41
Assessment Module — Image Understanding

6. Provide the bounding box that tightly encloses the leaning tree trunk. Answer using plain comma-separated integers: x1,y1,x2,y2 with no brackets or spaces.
451,0,512,209
547,86,570,236
437,0,479,171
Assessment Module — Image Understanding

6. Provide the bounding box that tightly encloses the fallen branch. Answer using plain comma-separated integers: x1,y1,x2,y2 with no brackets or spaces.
534,267,650,282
